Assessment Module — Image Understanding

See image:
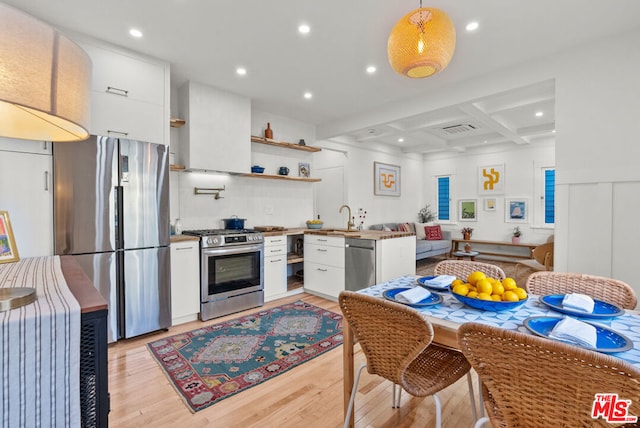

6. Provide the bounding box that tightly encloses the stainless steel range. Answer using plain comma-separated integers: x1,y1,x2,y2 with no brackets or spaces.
182,229,264,321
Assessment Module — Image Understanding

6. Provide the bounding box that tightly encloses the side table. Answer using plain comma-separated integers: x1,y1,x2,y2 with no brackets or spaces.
452,250,480,261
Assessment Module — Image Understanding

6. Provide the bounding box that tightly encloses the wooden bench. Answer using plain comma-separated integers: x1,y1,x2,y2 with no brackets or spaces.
450,239,537,260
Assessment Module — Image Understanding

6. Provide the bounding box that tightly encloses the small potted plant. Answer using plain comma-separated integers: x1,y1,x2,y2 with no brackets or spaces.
461,227,473,240
418,204,436,223
512,226,522,244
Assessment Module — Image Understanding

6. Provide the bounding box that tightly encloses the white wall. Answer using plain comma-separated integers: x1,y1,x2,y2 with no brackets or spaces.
168,106,318,230
423,142,555,244
314,140,428,228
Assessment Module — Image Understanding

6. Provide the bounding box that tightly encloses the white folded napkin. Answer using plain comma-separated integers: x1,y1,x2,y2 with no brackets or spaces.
548,316,598,348
421,275,457,288
562,293,595,313
396,287,432,304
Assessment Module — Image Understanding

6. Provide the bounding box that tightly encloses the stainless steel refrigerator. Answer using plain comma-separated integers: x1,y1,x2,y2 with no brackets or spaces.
53,135,171,342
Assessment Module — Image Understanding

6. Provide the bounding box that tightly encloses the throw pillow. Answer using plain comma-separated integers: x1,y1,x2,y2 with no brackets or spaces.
425,225,443,240
414,222,428,239
398,223,414,233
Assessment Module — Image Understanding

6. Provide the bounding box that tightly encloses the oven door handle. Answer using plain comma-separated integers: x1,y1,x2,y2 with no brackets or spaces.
202,243,264,256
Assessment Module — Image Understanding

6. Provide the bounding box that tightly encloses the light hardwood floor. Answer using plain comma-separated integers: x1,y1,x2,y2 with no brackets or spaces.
107,292,480,427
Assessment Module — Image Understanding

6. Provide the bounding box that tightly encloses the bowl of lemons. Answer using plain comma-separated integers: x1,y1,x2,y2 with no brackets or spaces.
450,272,528,311
306,219,324,229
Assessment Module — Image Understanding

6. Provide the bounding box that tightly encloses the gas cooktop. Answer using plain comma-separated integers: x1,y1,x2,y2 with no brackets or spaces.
182,229,259,236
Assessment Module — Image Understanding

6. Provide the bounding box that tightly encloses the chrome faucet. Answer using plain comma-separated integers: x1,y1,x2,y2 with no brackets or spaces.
339,204,355,231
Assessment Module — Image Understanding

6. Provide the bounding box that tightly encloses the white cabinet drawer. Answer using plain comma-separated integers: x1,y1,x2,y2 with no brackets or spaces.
304,261,345,299
264,246,286,257
304,243,344,268
264,236,287,247
304,235,344,248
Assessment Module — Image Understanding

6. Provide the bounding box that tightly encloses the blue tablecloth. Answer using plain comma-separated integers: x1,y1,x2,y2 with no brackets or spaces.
359,275,640,367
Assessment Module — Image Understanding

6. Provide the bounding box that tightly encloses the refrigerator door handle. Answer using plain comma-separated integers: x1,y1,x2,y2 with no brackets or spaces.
115,186,124,249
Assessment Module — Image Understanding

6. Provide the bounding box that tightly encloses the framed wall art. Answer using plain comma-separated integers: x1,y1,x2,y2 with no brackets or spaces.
478,164,505,195
505,198,528,223
458,199,477,222
0,211,20,264
373,162,400,196
298,162,310,178
484,198,496,211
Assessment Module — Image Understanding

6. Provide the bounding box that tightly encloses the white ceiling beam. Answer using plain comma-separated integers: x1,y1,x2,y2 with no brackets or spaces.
458,103,530,145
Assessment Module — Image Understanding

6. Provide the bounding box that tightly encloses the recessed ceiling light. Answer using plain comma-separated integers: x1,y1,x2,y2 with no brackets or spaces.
298,24,310,35
465,21,479,32
366,65,377,74
398,138,404,143
303,92,313,99
129,28,143,38
535,111,544,117
236,67,247,76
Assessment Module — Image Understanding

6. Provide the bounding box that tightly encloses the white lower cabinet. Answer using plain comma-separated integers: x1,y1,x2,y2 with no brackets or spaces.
264,236,287,301
170,240,200,325
303,235,345,299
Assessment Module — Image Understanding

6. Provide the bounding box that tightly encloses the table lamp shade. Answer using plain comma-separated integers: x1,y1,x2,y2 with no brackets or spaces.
388,7,456,78
0,3,91,142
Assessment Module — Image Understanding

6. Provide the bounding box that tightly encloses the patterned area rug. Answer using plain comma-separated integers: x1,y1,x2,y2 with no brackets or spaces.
147,301,343,412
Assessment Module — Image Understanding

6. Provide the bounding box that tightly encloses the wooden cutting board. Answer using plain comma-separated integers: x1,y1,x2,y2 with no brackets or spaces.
254,226,286,231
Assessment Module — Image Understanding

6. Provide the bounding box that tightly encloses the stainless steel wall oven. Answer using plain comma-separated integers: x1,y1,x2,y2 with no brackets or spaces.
182,229,264,321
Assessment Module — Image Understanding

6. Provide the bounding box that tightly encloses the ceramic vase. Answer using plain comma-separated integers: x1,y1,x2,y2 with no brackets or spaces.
464,243,472,252
265,122,273,139
512,236,520,244
463,233,471,240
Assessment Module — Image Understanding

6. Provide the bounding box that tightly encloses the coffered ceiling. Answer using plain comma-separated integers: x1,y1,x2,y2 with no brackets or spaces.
4,1,640,154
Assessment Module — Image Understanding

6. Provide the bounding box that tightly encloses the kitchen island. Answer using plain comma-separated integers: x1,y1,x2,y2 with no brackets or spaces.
303,229,416,300
0,256,108,428
60,256,110,428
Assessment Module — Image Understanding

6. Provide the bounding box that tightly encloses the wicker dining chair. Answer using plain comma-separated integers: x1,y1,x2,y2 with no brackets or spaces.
525,271,637,310
457,322,640,428
338,291,475,428
434,260,506,281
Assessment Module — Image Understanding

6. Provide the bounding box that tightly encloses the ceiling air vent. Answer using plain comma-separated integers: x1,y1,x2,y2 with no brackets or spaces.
441,123,477,134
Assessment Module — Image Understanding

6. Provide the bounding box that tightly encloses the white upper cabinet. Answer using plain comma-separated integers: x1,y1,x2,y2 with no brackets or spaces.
178,81,251,173
75,37,170,145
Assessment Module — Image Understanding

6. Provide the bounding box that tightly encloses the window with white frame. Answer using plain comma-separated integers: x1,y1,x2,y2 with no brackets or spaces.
436,175,451,222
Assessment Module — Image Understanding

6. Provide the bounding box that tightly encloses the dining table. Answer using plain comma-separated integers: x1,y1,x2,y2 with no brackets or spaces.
342,275,640,427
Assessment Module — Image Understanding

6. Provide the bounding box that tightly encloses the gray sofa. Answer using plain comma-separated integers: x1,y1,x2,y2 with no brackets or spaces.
369,222,452,261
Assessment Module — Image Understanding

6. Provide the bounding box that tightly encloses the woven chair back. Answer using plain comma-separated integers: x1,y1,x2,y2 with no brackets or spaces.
532,242,554,268
458,322,640,427
525,271,637,310
338,291,434,384
434,260,506,281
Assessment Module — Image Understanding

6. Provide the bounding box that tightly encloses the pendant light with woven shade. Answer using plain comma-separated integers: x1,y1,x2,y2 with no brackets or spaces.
388,2,456,78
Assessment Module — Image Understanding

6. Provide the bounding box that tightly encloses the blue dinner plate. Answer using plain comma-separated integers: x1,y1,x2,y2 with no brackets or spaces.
539,294,625,318
382,287,443,307
416,275,452,291
523,316,633,353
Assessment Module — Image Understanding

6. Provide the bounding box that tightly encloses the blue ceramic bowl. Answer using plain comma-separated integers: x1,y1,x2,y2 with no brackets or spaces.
306,222,323,229
451,290,528,312
251,165,265,173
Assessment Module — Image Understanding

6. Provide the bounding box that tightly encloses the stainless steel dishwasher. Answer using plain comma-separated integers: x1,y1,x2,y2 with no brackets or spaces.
345,238,376,291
